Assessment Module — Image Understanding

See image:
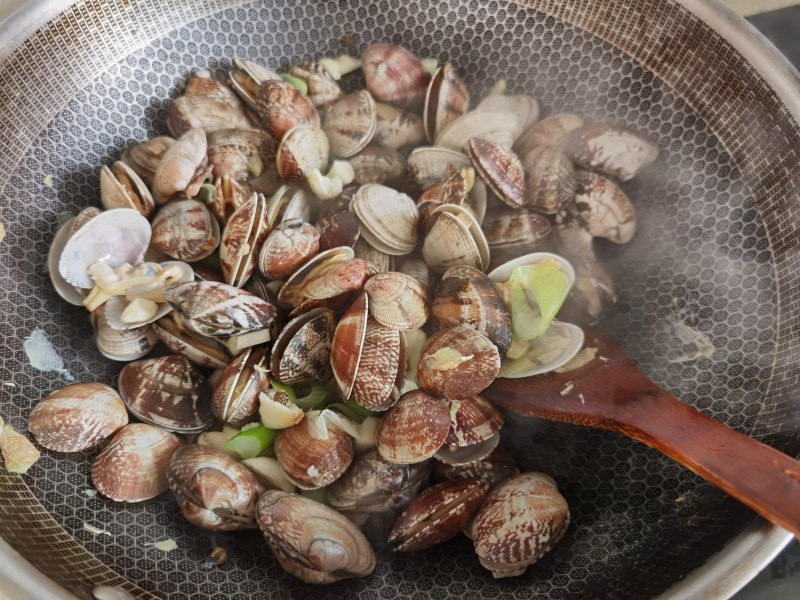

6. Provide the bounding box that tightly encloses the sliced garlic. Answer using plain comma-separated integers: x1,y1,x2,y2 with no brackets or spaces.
354,416,379,456
258,391,304,429
429,347,473,371
225,328,271,354
197,430,240,458
328,160,355,185
308,169,343,201
318,55,361,80
0,425,40,474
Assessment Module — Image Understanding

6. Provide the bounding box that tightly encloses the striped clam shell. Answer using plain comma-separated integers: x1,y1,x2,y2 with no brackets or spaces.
364,271,429,331
376,390,450,464
351,317,406,412
322,90,377,158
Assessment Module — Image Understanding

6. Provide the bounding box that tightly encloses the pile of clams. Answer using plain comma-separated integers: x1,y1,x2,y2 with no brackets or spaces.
33,43,656,584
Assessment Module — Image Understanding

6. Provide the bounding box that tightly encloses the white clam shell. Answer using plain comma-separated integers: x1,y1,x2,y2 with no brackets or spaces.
48,216,84,305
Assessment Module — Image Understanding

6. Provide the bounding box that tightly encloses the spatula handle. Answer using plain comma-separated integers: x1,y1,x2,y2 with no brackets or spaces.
627,388,800,538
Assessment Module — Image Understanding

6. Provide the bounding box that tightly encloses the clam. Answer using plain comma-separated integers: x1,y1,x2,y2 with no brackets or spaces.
443,396,503,452
521,144,576,214
470,472,570,578
258,218,320,280
91,305,158,361
327,448,430,514
48,216,86,306
168,95,253,137
361,43,430,108
424,63,470,143
211,175,251,225
389,479,488,551
421,203,490,273
270,308,335,385
364,271,429,331
212,346,270,426
482,207,552,261
206,128,276,182
28,383,128,453
468,137,525,209
496,320,585,378
256,80,320,140
397,257,432,290
229,57,282,109
348,144,405,185
119,355,212,433
564,170,636,244
351,318,406,411
432,265,512,355
150,199,221,262
220,193,269,287
276,125,330,183
288,62,344,107
91,423,182,502
376,390,450,464
416,326,501,400
514,113,583,158
265,184,313,227
165,281,277,337
476,94,539,130
350,184,418,256
373,103,425,150
152,129,213,205
302,259,372,301
121,136,176,187
277,246,354,308
185,71,245,109
434,433,501,466
562,122,659,181
353,238,394,273
316,210,360,252
433,446,519,488
416,168,480,234
436,110,523,153
167,444,263,530
274,416,354,489
99,161,155,217
152,311,231,369
322,90,377,158
58,208,151,290
407,146,471,189
256,491,376,583
330,293,369,400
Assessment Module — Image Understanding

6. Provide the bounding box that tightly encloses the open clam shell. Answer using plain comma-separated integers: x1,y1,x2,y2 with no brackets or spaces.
435,110,524,153
277,246,354,308
424,63,470,143
476,94,539,130
28,383,128,453
276,125,330,183
350,184,418,256
421,204,490,273
121,136,176,188
362,43,430,109
151,199,221,262
514,113,583,158
59,208,151,289
351,318,406,412
497,321,585,379
433,432,500,466
566,170,637,244
433,446,519,488
487,251,576,285
104,295,173,330
220,193,269,288
255,79,320,140
119,355,213,433
91,305,158,362
270,308,335,385
376,390,450,464
373,103,425,150
212,346,270,426
265,184,313,228
100,161,155,217
229,57,282,110
322,90,377,158
348,144,405,185
407,146,471,189
562,122,659,182
48,216,84,306
331,293,369,400
206,128,276,182
289,62,343,107
152,128,212,205
185,71,244,108
153,311,231,369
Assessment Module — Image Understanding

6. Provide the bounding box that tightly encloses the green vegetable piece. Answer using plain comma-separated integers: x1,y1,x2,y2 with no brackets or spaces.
345,398,380,419
421,57,439,75
195,182,217,206
198,251,221,271
280,73,308,95
225,425,276,460
293,383,329,411
508,259,570,341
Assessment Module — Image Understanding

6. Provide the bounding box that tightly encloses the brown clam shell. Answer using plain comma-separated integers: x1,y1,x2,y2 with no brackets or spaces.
91,305,158,362
433,432,501,466
351,318,405,412
468,137,525,209
152,128,212,204
212,175,251,225
302,259,372,301
185,73,244,108
331,293,369,399
168,95,253,137
270,308,335,385
152,312,231,369
258,218,320,280
482,207,552,260
220,193,269,288
119,355,212,433
276,125,330,183
212,346,270,426
348,144,406,186
361,43,431,109
289,62,344,107
561,122,658,182
255,79,320,140
432,265,512,355
121,136,175,188
389,479,489,551
521,144,576,214
424,63,470,143
376,390,450,464
514,113,583,158
165,281,277,337
353,238,394,274
322,90,377,158
256,491,376,584
470,472,570,578
206,128,276,182
91,423,182,502
444,396,504,449
151,199,221,262
316,210,360,252
417,326,501,400
274,417,354,489
364,271,430,331
566,170,636,244
277,246,354,308
28,383,128,453
167,444,262,530
433,446,519,488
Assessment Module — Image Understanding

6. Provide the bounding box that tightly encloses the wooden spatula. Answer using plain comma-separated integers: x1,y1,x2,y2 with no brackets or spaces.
483,328,800,538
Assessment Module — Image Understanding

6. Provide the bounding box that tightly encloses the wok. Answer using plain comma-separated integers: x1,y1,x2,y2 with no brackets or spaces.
1,0,799,598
